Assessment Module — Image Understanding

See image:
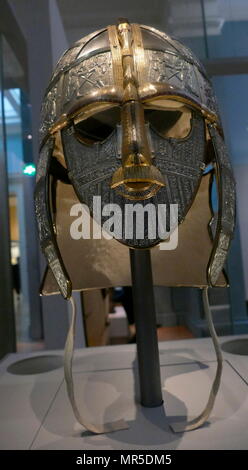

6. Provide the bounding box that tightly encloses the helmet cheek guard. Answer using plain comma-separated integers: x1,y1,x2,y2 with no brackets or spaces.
35,136,71,299
207,124,236,286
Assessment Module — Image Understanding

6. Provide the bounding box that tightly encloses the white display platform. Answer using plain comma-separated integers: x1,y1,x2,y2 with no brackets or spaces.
0,335,248,450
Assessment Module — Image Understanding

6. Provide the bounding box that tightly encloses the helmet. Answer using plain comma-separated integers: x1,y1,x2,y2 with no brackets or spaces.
35,20,235,300
35,20,236,435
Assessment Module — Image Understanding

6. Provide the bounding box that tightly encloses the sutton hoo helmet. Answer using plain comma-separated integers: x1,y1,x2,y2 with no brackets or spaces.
35,20,235,434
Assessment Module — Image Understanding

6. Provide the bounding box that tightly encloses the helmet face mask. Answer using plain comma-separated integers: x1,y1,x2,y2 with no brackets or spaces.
35,20,235,299
60,105,206,248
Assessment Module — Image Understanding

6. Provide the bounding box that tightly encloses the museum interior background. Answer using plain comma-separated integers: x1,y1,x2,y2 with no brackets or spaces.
0,0,248,358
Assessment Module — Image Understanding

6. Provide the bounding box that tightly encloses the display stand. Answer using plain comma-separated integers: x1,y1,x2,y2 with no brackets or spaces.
129,248,163,407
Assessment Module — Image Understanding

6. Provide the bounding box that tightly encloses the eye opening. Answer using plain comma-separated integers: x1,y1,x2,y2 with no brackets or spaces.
74,106,121,145
144,100,193,139
73,100,193,145
144,108,192,140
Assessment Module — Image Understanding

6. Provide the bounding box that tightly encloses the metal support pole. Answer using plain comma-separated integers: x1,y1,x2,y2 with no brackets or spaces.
130,248,163,407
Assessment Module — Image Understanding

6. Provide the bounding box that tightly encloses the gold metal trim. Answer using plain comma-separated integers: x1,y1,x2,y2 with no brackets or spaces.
49,114,68,134
131,24,147,85
139,82,219,126
49,86,123,136
48,85,219,139
67,86,123,118
107,25,123,88
73,103,118,126
115,185,162,200
109,19,165,198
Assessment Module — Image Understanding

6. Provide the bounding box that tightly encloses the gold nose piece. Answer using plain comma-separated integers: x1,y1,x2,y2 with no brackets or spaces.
110,99,165,197
111,164,165,191
110,99,165,196
109,20,165,200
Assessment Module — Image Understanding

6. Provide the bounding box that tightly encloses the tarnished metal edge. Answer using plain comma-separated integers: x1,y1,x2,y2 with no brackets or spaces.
207,124,236,286
35,136,72,299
